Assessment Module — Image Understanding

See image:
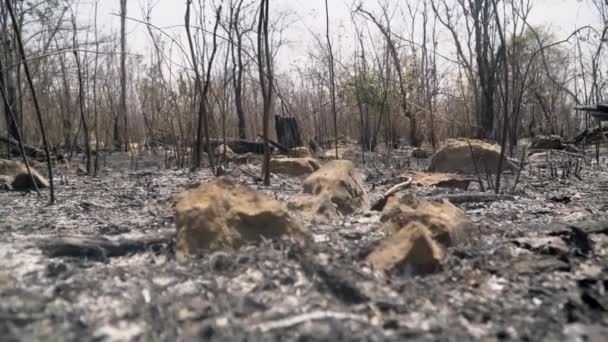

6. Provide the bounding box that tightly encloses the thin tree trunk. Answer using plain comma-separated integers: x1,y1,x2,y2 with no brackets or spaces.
5,0,55,203
257,0,272,185
119,0,128,152
72,14,91,174
0,57,39,195
93,0,100,175
325,0,339,159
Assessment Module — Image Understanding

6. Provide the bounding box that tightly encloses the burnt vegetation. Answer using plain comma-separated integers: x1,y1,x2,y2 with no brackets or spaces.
1,0,608,341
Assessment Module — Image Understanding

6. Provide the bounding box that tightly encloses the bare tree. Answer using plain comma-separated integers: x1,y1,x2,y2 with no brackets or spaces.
185,0,220,172
71,10,91,174
325,0,339,158
118,0,128,151
230,0,249,140
4,0,54,203
431,0,503,139
257,0,272,185
356,5,420,146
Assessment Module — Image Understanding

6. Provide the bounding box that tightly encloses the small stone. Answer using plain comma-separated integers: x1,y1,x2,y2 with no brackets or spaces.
46,262,69,278
209,251,233,272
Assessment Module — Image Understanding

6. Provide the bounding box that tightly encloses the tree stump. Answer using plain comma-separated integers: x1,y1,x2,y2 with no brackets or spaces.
275,116,303,150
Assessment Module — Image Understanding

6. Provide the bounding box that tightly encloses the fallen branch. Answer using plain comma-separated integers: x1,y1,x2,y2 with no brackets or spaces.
424,193,515,204
37,231,175,259
371,177,413,211
257,134,290,153
238,166,262,182
251,311,370,332
0,136,45,159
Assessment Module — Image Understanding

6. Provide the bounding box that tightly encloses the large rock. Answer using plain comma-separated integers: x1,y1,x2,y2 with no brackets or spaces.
288,192,341,223
214,144,237,160
366,194,473,275
288,160,368,222
270,157,320,176
380,195,471,245
402,171,471,190
290,146,313,158
0,159,49,191
428,138,517,174
323,146,360,161
366,222,445,276
175,177,309,258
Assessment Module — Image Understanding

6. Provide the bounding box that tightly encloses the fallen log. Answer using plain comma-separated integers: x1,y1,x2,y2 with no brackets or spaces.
424,193,515,204
207,138,267,154
572,126,608,145
0,136,45,159
37,231,175,259
257,134,290,153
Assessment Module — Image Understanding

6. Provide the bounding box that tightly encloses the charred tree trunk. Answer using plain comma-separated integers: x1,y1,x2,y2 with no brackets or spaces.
274,116,302,150
118,0,128,152
231,0,247,140
257,0,273,185
4,0,55,202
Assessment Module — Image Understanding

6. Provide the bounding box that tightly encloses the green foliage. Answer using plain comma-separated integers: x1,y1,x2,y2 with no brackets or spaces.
346,71,384,110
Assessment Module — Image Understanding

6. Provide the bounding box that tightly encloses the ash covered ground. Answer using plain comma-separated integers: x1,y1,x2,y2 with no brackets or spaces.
1,148,607,341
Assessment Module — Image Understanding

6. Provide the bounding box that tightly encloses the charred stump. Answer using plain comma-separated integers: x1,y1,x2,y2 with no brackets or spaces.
275,116,303,149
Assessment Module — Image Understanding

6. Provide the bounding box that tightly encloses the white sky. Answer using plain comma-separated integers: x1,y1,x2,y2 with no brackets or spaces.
91,0,599,71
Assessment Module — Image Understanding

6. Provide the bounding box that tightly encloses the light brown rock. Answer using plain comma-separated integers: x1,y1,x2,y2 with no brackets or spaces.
270,157,320,176
290,146,313,158
0,272,16,288
288,192,340,223
428,138,517,174
402,171,471,190
175,177,309,258
0,159,49,190
0,159,24,176
323,146,360,161
288,160,368,223
366,222,445,276
0,175,12,185
214,144,237,160
233,153,257,165
367,194,474,275
381,195,472,246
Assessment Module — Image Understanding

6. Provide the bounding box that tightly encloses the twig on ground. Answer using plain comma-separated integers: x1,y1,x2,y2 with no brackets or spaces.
425,193,515,204
251,311,371,332
371,177,413,211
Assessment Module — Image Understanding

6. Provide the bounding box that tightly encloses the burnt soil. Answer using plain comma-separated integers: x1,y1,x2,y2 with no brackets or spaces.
1,149,607,341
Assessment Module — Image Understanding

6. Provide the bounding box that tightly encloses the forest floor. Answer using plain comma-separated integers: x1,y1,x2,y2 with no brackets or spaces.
1,146,607,341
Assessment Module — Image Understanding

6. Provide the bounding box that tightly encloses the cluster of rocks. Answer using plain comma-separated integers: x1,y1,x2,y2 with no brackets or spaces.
174,138,519,277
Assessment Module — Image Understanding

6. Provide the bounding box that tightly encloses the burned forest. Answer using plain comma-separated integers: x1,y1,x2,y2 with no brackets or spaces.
1,0,608,341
